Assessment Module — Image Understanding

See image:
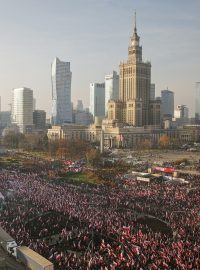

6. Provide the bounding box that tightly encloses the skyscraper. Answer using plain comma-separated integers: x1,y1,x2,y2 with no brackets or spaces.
161,89,174,118
33,110,46,130
0,111,11,129
195,82,200,121
76,100,84,111
108,13,152,126
51,57,72,125
89,83,105,119
105,71,119,116
11,87,33,133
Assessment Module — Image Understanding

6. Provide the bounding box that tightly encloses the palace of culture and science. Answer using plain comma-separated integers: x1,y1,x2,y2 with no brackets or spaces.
107,14,161,127
48,16,199,148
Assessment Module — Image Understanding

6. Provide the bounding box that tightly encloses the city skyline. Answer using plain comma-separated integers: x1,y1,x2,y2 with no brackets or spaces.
0,0,199,117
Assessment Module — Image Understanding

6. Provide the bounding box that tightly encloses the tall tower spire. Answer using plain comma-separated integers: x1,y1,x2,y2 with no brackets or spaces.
128,12,142,62
134,11,137,34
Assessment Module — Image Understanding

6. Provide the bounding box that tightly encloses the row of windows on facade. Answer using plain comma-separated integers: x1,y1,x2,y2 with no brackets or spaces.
49,132,194,144
50,132,97,140
109,103,142,109
120,69,150,76
121,81,149,89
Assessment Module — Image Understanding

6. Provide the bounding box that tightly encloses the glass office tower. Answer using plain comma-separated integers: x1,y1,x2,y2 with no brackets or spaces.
51,57,72,124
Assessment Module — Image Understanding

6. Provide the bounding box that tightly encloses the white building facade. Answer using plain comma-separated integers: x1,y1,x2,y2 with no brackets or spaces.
51,57,72,125
89,83,105,119
11,87,33,133
105,71,119,116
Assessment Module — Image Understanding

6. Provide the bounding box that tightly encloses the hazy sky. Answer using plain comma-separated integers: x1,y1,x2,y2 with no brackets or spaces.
0,0,200,117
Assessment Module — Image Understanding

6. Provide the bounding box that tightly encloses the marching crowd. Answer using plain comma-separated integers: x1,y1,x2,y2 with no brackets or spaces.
0,163,199,269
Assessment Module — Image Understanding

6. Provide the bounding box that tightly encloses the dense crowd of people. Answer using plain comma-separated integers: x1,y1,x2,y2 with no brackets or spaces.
0,159,199,269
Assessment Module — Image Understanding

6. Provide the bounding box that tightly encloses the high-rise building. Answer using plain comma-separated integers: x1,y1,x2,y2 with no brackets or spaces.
11,87,33,133
108,14,154,127
0,111,11,129
120,13,151,126
33,110,46,130
89,83,105,119
150,84,155,100
105,71,119,116
149,98,161,126
173,104,189,126
73,100,93,126
74,110,93,126
195,82,200,121
76,100,84,111
161,89,174,119
51,57,72,125
174,105,189,119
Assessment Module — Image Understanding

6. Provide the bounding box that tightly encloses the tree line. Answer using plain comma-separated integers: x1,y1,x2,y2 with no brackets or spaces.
1,132,101,165
1,132,176,159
